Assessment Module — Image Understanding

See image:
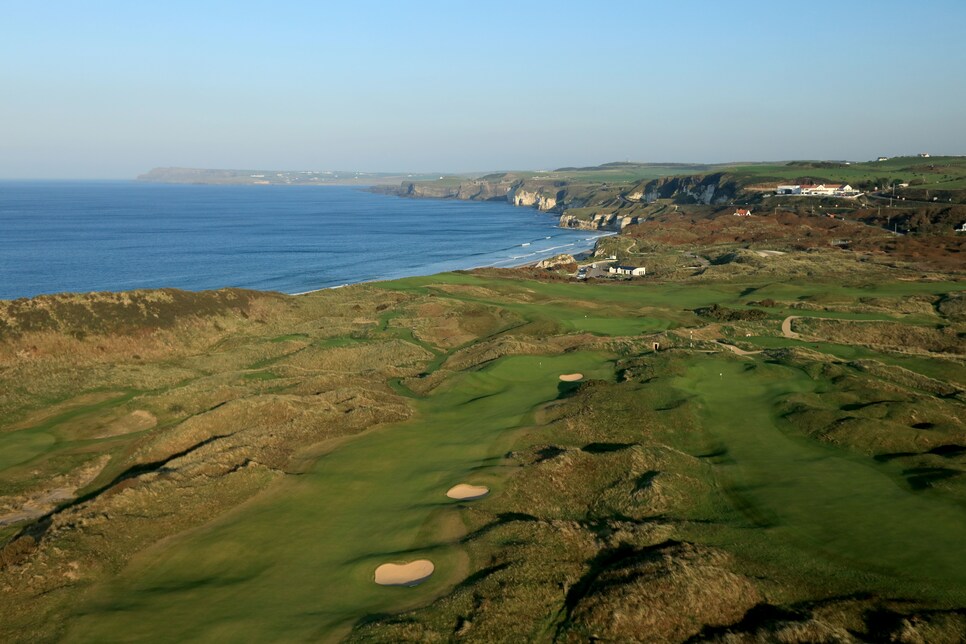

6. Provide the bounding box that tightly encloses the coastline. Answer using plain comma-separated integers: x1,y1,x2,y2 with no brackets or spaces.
1,182,606,301
290,230,615,296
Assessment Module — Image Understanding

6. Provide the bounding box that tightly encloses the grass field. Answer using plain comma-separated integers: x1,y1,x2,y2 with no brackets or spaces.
1,257,964,642
539,163,716,184
64,353,614,641
718,156,966,191
675,357,966,601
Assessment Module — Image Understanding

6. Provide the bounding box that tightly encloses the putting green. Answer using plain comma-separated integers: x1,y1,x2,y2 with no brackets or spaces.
65,352,613,642
675,357,966,599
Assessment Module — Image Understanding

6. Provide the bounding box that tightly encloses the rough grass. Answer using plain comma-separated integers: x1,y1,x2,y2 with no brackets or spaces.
0,251,964,643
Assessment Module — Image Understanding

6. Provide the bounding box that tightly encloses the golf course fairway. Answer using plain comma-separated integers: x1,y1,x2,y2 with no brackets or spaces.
675,357,966,600
64,352,614,642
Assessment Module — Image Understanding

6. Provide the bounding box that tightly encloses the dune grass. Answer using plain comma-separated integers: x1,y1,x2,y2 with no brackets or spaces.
64,352,614,642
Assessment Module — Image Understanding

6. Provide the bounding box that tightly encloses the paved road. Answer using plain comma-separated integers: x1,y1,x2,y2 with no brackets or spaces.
866,191,953,206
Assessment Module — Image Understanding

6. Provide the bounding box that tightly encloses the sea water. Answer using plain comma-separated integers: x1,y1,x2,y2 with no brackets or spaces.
0,181,609,300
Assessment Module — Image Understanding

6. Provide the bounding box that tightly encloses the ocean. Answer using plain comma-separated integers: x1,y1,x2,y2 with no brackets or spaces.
0,181,609,300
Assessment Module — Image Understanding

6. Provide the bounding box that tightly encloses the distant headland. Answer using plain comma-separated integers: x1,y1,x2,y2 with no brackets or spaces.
136,166,451,186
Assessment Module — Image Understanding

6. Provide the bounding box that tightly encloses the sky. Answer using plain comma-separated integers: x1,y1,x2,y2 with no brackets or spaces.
1,0,965,178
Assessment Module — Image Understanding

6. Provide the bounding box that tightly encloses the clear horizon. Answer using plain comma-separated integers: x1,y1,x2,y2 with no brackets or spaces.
2,0,965,179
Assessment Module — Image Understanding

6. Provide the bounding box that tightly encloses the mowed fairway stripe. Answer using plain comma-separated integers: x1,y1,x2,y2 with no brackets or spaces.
65,352,613,642
675,357,966,596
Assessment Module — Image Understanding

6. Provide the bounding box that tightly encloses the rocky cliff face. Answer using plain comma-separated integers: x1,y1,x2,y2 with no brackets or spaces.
398,177,568,212
535,254,577,271
395,172,747,219
398,178,517,201
635,173,741,205
559,213,641,231
509,188,558,211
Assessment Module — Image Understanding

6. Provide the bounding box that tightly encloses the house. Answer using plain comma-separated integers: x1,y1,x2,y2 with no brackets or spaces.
733,208,753,217
919,152,931,158
609,265,646,276
800,184,862,198
776,185,802,195
801,184,841,196
877,156,890,162
956,223,966,233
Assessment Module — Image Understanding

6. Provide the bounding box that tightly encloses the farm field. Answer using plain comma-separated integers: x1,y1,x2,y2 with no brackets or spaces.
722,156,966,190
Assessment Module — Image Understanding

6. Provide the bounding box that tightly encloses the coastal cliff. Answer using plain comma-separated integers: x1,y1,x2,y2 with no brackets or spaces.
396,175,564,212
632,172,741,205
559,213,641,231
509,188,558,211
398,175,517,201
393,171,745,211
390,170,747,233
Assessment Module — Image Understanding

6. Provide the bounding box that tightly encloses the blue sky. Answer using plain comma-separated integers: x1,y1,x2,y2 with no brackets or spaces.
1,0,964,178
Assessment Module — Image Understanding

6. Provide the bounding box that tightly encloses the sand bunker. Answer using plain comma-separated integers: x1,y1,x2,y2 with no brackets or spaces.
559,373,583,382
374,560,435,586
446,484,490,500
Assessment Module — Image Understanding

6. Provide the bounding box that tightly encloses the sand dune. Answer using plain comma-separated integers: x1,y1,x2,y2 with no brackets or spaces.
446,483,489,500
93,410,157,439
374,560,435,586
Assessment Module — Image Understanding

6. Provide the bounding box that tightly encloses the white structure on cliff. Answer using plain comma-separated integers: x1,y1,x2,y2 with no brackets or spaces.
775,184,862,198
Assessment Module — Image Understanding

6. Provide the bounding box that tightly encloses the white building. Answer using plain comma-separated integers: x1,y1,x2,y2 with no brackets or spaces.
800,184,862,198
609,265,646,276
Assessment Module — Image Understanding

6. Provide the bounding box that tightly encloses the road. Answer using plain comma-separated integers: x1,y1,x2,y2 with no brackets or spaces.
865,191,951,206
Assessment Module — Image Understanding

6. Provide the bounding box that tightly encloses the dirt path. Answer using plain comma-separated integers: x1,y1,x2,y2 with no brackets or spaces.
0,488,73,527
613,237,647,257
781,316,802,339
717,342,762,357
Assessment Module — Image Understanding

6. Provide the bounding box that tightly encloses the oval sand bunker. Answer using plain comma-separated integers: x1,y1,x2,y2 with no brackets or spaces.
446,484,490,501
559,373,583,382
374,560,435,586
